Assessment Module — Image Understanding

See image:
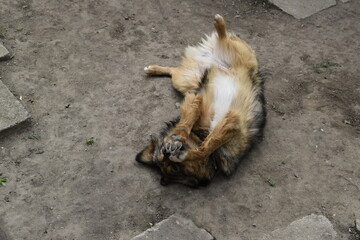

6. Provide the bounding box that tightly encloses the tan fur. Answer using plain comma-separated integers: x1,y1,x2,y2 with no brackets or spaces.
137,15,266,187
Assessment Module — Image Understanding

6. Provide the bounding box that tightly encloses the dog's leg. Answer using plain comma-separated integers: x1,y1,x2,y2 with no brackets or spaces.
144,65,176,76
145,65,202,94
213,14,258,72
171,111,246,163
198,111,242,157
214,14,227,39
166,93,202,139
163,93,202,158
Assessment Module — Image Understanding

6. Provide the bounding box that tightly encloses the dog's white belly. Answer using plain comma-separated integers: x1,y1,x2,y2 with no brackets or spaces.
210,73,238,130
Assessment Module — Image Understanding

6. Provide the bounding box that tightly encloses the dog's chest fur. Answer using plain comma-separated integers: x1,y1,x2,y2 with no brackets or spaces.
208,72,238,130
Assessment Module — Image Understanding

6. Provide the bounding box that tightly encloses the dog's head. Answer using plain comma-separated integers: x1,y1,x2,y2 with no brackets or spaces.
135,134,215,187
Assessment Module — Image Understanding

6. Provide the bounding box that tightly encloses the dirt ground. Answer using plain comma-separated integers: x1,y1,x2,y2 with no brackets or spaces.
0,0,359,239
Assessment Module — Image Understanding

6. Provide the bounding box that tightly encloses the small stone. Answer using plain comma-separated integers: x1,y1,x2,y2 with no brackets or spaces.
294,173,299,178
339,0,350,2
175,102,181,108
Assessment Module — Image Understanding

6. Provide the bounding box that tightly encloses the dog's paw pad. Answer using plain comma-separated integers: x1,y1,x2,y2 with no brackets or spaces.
163,136,188,162
165,141,182,154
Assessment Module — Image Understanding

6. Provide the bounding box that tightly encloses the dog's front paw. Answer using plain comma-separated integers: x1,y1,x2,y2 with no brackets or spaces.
163,136,188,162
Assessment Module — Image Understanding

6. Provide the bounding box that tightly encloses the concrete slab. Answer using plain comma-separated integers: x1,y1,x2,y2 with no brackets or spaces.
130,215,214,240
269,0,336,19
0,43,10,60
0,80,30,133
261,214,337,240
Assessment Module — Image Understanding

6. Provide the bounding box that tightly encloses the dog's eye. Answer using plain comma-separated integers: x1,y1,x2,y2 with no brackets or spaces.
172,165,180,172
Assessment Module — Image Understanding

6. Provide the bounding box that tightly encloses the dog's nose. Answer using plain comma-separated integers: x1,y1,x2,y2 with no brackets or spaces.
160,177,170,186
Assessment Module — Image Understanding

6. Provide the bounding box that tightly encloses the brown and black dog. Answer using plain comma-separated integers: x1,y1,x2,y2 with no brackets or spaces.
136,15,266,187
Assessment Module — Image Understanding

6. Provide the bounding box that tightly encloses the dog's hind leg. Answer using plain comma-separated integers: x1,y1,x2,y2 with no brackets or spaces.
214,14,227,39
145,65,203,95
144,65,175,76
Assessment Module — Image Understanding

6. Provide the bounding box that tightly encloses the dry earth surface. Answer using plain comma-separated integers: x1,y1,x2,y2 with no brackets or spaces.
0,0,359,239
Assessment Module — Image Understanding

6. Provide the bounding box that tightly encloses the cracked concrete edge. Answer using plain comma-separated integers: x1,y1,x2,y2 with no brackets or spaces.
0,43,10,60
130,214,215,240
0,80,30,133
261,214,337,240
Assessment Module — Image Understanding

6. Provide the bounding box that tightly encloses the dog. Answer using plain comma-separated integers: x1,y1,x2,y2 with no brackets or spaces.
136,14,266,187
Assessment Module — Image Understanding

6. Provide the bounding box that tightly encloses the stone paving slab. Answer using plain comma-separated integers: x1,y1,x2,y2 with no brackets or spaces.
269,0,336,19
0,80,30,133
261,214,337,240
0,43,10,60
130,215,214,240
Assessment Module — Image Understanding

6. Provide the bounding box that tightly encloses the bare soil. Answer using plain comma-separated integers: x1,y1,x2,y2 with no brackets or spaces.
0,0,359,239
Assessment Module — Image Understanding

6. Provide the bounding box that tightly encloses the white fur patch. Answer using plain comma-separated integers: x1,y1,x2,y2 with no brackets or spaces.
195,52,229,71
185,33,230,72
210,73,237,130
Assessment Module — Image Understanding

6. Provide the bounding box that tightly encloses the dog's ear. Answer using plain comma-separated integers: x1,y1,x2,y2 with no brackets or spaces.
135,136,159,167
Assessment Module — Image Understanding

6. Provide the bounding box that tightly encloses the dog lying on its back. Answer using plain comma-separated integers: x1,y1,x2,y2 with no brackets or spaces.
136,15,266,187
